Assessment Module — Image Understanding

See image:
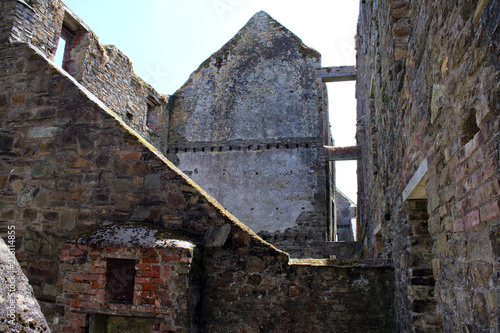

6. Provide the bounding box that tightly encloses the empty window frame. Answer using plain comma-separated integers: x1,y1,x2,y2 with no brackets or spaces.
106,258,136,304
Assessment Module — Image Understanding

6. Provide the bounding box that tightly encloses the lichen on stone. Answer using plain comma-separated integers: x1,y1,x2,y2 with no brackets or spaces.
72,222,195,249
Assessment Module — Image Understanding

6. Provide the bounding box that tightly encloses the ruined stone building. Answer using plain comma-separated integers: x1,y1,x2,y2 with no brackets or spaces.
0,0,498,332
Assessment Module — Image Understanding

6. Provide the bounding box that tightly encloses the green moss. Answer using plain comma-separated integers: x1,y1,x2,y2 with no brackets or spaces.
196,33,242,71
147,129,159,138
168,93,178,110
122,131,139,142
293,35,321,59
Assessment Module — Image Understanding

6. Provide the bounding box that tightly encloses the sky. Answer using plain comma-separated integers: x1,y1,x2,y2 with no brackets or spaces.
61,0,360,201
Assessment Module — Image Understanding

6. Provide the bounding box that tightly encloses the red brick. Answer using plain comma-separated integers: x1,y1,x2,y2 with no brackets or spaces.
143,271,160,278
82,274,99,281
70,300,83,308
60,256,74,262
69,319,86,327
162,256,179,262
135,277,151,284
142,256,158,263
91,267,106,274
160,324,175,331
480,200,500,222
136,264,151,271
456,198,468,215
65,312,86,320
480,159,496,183
151,264,161,271
90,282,105,289
75,294,90,301
465,210,480,229
455,162,468,182
71,274,84,282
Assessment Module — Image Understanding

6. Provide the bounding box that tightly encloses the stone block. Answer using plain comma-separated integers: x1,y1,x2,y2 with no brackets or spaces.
480,200,500,222
31,159,55,177
464,210,480,229
27,126,59,139
145,174,161,190
33,189,50,207
17,187,33,207
11,179,24,192
430,85,445,124
0,175,8,189
247,256,266,273
119,150,142,160
0,133,14,151
204,224,231,247
59,208,78,230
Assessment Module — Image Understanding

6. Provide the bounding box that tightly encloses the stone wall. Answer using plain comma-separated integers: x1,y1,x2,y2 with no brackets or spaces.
0,236,50,332
0,40,395,332
64,35,169,149
2,1,335,258
168,12,331,257
1,0,168,150
0,0,63,58
335,189,355,242
356,0,499,331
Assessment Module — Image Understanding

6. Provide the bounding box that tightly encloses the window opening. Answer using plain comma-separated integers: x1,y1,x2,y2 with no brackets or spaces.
54,37,66,67
325,79,358,242
54,8,88,74
146,96,161,132
334,162,357,242
106,258,136,304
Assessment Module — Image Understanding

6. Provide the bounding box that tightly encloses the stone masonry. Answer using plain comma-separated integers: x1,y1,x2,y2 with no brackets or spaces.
168,11,332,258
0,1,394,331
0,0,498,332
356,0,499,331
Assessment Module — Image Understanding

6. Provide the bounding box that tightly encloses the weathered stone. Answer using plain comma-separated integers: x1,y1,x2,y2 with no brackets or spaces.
0,133,14,151
204,224,231,247
17,187,33,207
26,126,59,139
356,0,499,331
169,11,328,256
58,208,78,230
31,159,55,177
11,178,24,192
0,1,497,332
34,189,50,207
145,174,161,190
0,237,50,333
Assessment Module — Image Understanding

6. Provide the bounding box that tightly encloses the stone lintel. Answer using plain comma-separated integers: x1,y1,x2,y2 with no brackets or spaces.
403,158,428,201
317,66,356,82
321,145,361,161
62,3,90,32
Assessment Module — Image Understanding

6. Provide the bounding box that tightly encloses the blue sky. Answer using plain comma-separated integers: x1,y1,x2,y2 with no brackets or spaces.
61,0,359,201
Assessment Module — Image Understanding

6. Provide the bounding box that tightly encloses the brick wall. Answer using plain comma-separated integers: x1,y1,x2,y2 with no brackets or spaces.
356,0,499,331
57,226,198,333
